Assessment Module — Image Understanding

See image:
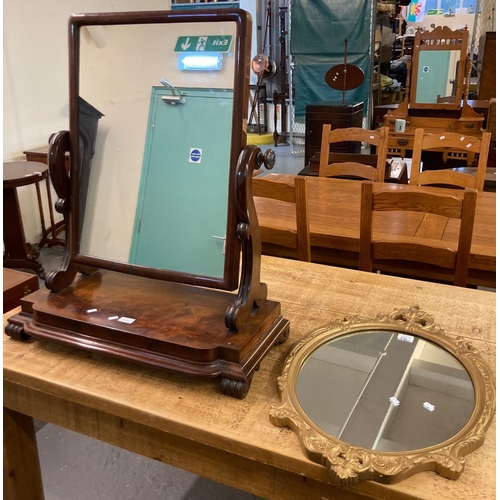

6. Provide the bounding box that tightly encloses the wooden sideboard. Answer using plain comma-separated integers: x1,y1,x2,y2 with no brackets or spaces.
372,101,490,130
373,100,495,170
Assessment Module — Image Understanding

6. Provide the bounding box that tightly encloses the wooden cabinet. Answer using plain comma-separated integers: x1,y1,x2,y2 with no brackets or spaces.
3,269,39,312
304,102,363,167
478,32,496,101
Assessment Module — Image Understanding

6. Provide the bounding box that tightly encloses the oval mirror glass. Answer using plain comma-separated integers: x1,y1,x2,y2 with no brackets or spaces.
296,330,474,452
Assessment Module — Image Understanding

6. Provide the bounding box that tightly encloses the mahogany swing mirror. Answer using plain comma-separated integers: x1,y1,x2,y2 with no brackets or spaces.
270,306,495,485
6,9,288,399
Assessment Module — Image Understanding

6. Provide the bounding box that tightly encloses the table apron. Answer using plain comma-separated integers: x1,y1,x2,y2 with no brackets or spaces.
3,379,379,500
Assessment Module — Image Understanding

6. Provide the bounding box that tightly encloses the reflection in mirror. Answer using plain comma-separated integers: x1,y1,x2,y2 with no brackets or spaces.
78,22,237,278
296,330,474,452
415,50,462,104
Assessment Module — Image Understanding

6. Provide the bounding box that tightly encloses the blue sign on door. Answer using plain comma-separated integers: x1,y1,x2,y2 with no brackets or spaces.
189,148,202,163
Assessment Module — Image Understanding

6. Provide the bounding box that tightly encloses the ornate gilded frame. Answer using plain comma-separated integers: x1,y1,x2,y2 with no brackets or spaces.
270,306,495,486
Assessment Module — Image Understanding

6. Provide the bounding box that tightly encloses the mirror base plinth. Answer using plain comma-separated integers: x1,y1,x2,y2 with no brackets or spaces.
5,270,289,399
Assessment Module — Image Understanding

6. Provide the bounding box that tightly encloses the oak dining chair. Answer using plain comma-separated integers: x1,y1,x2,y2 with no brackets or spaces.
359,181,477,287
319,126,389,182
410,128,491,191
252,175,311,262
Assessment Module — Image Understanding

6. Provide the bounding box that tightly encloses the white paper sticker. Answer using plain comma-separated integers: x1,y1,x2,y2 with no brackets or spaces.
466,143,472,148
87,308,98,313
369,135,375,140
397,333,414,343
108,316,119,320
460,136,465,141
389,396,400,406
440,135,446,140
118,316,136,324
423,402,435,411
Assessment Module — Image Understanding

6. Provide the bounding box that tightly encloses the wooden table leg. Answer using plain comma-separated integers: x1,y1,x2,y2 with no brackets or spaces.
3,407,45,500
3,187,46,279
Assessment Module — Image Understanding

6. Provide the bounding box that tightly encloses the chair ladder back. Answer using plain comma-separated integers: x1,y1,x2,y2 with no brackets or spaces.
359,181,374,272
454,188,477,286
328,127,383,146
409,128,425,186
372,189,465,218
422,134,483,153
318,124,333,177
411,128,491,191
294,176,311,262
252,177,296,203
474,131,492,191
359,180,478,287
319,125,389,183
252,176,311,262
374,126,389,183
322,162,379,181
414,169,477,190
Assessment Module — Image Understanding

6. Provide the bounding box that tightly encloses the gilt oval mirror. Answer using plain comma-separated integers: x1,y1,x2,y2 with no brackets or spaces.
270,306,495,486
61,10,250,291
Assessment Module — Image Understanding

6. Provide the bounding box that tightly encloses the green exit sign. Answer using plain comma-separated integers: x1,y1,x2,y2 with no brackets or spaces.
174,36,233,53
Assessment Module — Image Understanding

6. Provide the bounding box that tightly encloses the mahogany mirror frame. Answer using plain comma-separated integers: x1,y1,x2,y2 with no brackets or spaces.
409,25,469,110
47,9,251,292
270,306,495,486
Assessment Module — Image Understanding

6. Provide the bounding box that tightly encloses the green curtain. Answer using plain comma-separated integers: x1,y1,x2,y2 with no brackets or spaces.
291,0,374,120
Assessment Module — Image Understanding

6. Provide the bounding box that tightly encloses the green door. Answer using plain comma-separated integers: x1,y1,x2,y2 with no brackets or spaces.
415,51,451,104
130,87,233,278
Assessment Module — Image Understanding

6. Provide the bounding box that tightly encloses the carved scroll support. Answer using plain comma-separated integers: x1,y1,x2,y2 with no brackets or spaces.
225,145,276,331
45,130,79,292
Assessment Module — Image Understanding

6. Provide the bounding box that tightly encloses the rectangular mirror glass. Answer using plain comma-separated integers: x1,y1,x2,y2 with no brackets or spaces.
414,49,461,104
68,11,250,290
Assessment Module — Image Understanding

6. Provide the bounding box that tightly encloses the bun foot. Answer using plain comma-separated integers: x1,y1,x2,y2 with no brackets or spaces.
5,322,31,341
220,373,254,399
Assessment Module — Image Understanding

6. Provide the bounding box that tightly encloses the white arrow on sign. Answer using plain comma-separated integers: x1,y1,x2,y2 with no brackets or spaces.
181,37,191,51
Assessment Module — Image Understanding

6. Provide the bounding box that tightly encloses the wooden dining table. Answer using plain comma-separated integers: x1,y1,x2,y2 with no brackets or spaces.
254,174,496,288
3,257,496,500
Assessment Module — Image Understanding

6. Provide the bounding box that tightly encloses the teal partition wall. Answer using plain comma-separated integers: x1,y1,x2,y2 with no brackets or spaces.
291,1,374,120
